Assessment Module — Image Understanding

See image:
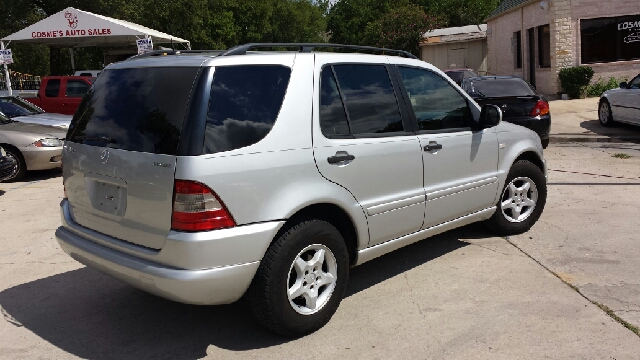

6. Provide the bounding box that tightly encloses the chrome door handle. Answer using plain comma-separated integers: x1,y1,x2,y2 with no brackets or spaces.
424,142,442,151
327,152,355,164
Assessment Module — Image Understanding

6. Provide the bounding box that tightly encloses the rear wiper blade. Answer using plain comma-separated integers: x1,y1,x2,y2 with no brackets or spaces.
74,135,115,143
475,89,486,98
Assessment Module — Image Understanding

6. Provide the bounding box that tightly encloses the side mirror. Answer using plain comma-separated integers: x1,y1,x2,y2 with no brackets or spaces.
620,82,628,89
479,105,502,128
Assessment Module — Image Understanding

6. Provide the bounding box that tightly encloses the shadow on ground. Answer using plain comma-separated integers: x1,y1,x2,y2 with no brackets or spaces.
579,120,640,144
1,168,62,186
0,225,491,359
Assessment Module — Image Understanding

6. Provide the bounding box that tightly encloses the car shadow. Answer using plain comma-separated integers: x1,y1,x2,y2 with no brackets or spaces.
579,120,640,144
1,168,62,185
0,225,487,359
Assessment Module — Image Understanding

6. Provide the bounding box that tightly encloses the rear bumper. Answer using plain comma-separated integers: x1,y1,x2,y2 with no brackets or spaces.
505,115,551,140
22,146,63,170
56,199,284,305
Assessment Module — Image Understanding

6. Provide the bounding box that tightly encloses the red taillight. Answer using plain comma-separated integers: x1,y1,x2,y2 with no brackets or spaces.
530,100,550,117
171,180,236,232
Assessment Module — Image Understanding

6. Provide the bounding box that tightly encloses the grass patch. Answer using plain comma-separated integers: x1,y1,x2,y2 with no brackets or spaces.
594,302,640,336
612,153,632,159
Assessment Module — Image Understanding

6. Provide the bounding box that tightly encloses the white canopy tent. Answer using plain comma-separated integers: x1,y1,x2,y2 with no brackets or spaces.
1,7,190,94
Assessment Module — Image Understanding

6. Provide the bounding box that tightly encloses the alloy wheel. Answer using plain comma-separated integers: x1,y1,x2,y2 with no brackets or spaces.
287,244,338,315
500,177,538,223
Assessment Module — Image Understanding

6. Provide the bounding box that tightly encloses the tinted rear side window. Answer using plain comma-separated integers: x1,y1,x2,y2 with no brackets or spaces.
332,64,403,135
45,80,60,97
320,67,350,137
67,67,199,155
203,65,291,154
66,80,90,97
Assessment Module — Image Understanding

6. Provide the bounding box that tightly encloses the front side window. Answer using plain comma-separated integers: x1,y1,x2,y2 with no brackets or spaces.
629,75,640,89
203,65,291,154
332,64,404,135
66,80,91,98
45,79,60,97
398,66,471,131
581,15,640,64
538,25,551,68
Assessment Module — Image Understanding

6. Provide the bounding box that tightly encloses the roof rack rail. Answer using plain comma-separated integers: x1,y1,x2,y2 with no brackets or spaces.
220,43,418,59
127,49,224,60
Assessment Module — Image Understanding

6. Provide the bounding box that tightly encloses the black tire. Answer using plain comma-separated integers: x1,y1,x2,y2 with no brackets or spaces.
541,138,549,149
598,100,614,127
486,160,547,236
2,147,26,182
247,219,350,337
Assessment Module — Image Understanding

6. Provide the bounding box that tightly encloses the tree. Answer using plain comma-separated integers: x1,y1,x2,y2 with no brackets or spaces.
364,3,442,56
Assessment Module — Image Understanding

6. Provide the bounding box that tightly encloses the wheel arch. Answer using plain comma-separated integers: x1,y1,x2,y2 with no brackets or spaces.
276,203,362,266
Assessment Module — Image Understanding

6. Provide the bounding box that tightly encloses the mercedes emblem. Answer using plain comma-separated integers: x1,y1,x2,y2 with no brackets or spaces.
100,149,110,164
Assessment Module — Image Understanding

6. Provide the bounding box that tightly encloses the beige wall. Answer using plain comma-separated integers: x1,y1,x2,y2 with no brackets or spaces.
420,39,488,73
488,0,640,97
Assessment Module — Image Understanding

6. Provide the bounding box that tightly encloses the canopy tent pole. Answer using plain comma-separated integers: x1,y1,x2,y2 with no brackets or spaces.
1,41,12,96
68,48,76,74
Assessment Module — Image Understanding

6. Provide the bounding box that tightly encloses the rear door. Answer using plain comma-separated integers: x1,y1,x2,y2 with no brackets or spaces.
395,66,499,229
621,76,640,123
62,78,92,115
313,60,425,247
64,66,200,249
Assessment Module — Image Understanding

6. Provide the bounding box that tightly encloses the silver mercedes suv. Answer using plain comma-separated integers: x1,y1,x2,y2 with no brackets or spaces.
56,43,547,336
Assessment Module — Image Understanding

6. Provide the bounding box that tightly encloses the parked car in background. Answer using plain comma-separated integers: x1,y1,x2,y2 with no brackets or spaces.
598,73,640,127
22,76,95,115
0,146,17,182
0,112,65,182
74,70,101,77
0,96,71,130
444,68,478,86
56,44,547,337
461,76,551,148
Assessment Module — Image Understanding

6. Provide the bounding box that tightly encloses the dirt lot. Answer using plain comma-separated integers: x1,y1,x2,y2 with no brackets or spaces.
2,108,640,358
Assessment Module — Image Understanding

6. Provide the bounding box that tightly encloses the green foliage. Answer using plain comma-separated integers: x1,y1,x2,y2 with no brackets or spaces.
363,3,442,56
412,0,501,27
558,66,595,99
586,76,626,98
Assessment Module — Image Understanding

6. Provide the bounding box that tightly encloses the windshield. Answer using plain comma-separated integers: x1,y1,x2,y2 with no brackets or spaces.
468,78,535,97
445,71,464,83
0,97,44,118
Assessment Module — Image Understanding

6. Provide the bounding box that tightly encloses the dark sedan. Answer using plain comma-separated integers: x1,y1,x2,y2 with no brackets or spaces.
461,76,551,148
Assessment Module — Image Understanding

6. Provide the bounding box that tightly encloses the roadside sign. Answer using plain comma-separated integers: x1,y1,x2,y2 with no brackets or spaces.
136,38,153,55
0,49,13,65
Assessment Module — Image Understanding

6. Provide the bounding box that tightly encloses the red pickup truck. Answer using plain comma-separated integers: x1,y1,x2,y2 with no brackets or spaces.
25,76,95,115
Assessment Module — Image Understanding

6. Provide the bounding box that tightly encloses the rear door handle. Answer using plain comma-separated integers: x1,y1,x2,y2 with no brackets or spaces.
327,152,355,164
424,142,442,151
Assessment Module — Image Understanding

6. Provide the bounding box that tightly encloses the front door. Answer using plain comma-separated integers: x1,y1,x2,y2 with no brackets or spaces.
528,28,536,88
62,79,92,115
395,66,499,229
620,75,640,123
313,62,425,246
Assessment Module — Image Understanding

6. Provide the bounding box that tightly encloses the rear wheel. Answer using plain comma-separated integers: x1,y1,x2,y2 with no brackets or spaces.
486,160,546,235
247,220,349,337
2,148,26,182
599,100,614,127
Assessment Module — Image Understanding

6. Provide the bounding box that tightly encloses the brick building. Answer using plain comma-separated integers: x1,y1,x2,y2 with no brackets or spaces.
486,0,640,96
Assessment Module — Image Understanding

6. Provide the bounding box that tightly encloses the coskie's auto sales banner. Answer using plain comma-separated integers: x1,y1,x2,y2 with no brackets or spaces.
30,9,113,39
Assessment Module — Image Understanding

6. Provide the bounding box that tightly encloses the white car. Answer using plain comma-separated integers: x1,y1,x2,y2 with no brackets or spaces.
598,73,640,126
56,43,547,336
0,96,71,130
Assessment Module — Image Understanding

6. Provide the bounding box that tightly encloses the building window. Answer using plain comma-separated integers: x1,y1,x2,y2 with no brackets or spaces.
538,25,551,68
514,31,522,68
581,15,640,64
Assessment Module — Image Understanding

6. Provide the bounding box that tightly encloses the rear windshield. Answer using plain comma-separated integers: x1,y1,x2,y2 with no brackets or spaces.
468,78,535,97
445,71,464,83
67,67,199,155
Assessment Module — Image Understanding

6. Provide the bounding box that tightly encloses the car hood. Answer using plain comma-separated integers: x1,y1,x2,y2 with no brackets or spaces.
0,121,67,139
14,113,72,122
602,88,627,97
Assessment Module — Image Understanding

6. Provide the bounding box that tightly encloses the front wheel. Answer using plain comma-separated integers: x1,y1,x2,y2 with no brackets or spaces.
486,160,547,235
2,148,26,182
598,100,614,127
247,220,349,337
